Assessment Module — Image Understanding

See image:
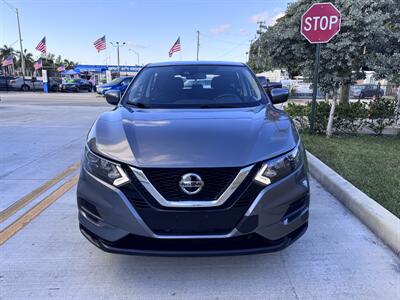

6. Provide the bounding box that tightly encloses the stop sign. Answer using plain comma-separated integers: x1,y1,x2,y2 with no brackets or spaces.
301,2,341,43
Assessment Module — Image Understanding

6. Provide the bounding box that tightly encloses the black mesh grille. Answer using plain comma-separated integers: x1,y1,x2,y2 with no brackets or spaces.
141,167,240,201
119,163,264,235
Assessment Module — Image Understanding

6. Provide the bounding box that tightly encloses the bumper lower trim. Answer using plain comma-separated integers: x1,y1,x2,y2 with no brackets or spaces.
80,222,308,257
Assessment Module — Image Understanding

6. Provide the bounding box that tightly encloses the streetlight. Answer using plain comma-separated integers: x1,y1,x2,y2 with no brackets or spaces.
1,0,26,77
110,41,126,75
128,49,140,66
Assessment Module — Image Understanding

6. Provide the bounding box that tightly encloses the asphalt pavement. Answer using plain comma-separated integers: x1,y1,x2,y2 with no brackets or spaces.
0,92,399,300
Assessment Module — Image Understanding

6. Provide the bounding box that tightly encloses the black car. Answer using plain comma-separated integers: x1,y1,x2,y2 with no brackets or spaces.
358,84,384,99
0,76,15,91
77,61,308,256
60,79,92,92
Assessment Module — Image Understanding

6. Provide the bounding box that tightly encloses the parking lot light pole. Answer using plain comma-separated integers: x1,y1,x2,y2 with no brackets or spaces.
2,0,26,77
128,49,140,66
110,41,126,75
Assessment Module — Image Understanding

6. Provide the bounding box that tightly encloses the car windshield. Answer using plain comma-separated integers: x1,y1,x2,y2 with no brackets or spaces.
124,65,265,108
108,77,125,85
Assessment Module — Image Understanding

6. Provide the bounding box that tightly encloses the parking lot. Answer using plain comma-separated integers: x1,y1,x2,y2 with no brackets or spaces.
0,92,399,300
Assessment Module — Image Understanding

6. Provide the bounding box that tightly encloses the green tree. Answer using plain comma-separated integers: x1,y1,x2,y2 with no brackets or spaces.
250,0,400,101
63,59,78,70
0,45,16,61
16,49,34,71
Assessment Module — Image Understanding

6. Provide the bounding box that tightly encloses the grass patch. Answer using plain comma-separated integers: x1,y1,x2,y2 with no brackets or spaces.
301,133,400,218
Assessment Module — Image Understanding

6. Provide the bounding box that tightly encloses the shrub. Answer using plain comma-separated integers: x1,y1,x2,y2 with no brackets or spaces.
284,102,310,130
308,101,331,134
366,97,397,135
335,101,368,134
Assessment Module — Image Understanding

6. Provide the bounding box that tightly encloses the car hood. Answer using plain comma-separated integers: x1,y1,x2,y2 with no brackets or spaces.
88,105,299,168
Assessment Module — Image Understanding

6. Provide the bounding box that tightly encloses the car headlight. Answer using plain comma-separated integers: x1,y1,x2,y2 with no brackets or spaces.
83,147,129,187
254,142,304,186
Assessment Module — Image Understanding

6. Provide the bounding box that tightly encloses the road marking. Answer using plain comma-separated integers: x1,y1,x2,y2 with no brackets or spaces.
0,174,79,246
0,163,80,223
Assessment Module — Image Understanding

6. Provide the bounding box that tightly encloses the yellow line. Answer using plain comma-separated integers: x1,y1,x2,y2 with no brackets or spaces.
0,174,79,246
0,163,80,223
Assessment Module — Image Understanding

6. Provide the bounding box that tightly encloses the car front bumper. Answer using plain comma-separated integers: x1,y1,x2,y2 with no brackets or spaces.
77,164,309,256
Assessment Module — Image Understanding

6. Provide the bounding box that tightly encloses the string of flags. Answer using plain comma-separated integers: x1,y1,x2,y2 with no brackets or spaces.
2,34,184,72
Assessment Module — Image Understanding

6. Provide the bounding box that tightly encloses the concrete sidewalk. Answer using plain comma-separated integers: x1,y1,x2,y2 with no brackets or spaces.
1,179,399,300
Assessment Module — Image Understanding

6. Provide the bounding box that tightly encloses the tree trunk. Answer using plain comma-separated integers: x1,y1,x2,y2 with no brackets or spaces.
326,88,338,137
340,83,350,103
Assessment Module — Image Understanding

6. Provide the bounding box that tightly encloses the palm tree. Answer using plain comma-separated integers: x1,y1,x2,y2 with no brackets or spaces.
63,59,78,70
0,45,16,60
16,49,34,72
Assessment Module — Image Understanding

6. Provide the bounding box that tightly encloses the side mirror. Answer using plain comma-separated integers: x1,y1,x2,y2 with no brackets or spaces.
105,90,121,105
270,88,289,104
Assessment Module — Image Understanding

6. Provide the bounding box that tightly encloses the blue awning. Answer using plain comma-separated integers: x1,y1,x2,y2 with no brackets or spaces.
62,69,80,75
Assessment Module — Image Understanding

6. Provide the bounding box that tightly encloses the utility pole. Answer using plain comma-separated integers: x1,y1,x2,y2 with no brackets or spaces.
196,30,200,61
110,41,126,76
256,20,267,69
128,49,140,66
2,0,26,77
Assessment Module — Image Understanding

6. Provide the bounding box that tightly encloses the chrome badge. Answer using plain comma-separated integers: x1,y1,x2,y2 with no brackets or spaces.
179,173,204,195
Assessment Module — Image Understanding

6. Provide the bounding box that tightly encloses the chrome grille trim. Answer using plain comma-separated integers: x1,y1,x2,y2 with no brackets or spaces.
130,165,254,208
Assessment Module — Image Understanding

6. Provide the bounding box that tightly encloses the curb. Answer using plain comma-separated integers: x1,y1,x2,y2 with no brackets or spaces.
306,151,400,256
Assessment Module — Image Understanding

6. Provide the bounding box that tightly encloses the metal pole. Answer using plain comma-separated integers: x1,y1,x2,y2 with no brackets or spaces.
309,43,321,134
196,30,200,61
117,44,120,74
15,8,25,77
129,49,140,66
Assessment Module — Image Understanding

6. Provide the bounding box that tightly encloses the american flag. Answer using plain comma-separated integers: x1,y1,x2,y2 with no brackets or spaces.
169,37,181,57
35,37,47,54
93,35,107,52
34,59,42,70
57,65,65,72
2,55,13,67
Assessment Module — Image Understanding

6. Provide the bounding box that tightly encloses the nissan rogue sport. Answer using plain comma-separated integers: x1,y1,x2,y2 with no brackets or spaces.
77,61,309,256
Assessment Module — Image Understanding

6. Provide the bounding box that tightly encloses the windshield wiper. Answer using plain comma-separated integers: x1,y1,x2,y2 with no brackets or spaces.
128,102,148,108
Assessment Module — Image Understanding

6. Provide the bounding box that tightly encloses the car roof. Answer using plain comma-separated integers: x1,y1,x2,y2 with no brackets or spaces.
145,61,246,68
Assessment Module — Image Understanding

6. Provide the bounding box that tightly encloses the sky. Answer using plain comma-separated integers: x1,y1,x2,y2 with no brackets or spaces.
1,0,291,66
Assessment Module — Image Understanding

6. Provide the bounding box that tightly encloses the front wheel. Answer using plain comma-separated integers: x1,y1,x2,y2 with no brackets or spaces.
21,84,30,91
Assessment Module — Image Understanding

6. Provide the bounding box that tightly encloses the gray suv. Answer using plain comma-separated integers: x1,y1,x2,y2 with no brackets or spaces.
77,61,309,256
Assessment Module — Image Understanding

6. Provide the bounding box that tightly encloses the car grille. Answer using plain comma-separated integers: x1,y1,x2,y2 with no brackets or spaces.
141,167,241,201
119,163,264,235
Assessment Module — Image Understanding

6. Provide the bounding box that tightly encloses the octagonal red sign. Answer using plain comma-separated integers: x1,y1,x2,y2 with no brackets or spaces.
301,2,341,44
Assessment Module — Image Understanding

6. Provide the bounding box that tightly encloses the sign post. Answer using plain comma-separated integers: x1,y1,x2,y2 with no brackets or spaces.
42,69,48,93
300,2,341,134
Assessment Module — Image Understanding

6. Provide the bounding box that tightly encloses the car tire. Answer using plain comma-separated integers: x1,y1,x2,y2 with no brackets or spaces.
21,84,30,91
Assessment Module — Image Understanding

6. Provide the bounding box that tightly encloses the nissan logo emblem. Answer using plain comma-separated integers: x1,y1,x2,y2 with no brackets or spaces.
179,173,204,195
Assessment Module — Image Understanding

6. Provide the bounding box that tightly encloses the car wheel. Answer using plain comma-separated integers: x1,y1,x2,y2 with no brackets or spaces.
21,84,30,91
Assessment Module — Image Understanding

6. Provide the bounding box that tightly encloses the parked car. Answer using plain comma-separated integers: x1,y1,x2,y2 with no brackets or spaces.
257,76,282,98
8,77,60,92
96,76,133,95
60,78,92,92
357,84,384,99
78,61,309,256
0,76,15,91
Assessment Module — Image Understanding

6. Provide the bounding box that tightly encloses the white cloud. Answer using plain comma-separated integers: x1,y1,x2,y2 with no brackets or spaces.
249,11,285,26
239,28,250,36
210,23,231,35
